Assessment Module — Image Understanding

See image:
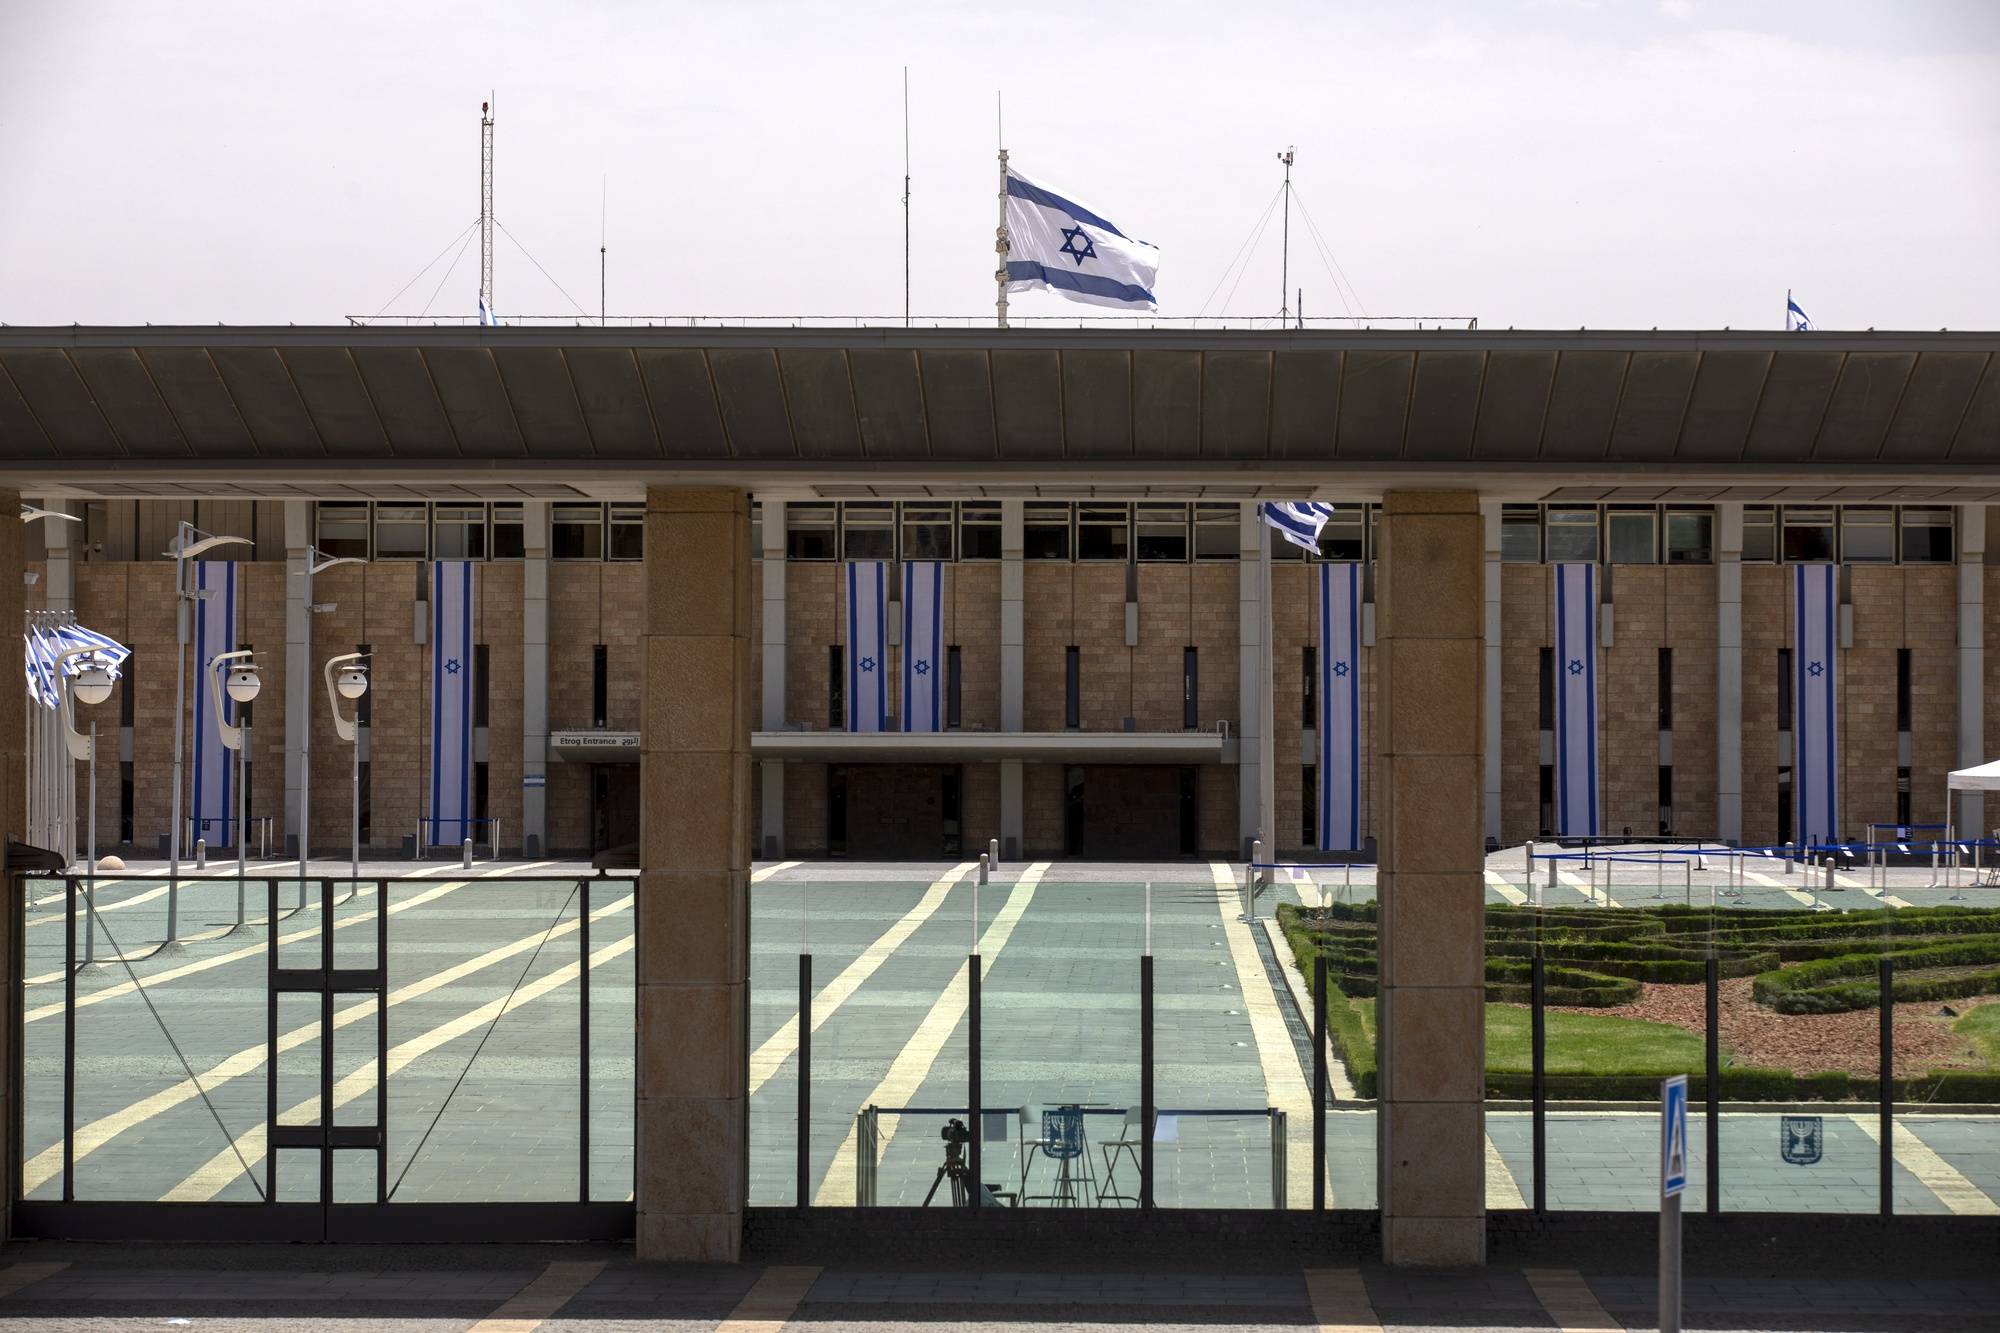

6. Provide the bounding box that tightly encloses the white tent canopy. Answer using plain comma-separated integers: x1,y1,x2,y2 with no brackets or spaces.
1948,760,2000,792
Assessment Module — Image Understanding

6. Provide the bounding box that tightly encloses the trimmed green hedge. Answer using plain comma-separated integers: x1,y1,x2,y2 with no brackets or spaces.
1753,936,2000,1014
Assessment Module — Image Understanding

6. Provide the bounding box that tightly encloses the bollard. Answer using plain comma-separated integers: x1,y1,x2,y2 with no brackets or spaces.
978,852,989,886
1247,839,1263,921
1526,840,1536,882
195,838,206,871
461,837,473,869
1783,842,1793,874
988,837,999,870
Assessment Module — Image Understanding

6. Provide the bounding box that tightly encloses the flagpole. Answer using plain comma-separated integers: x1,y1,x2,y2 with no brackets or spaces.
995,92,1009,329
902,67,911,329
1259,511,1277,873
1786,288,1791,332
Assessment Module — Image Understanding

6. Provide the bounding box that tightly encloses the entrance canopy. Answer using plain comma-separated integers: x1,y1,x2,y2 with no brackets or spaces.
1948,760,2000,791
0,326,1996,501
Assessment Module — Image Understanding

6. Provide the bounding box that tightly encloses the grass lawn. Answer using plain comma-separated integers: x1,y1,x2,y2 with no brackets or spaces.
1956,1002,2000,1066
1339,997,1710,1077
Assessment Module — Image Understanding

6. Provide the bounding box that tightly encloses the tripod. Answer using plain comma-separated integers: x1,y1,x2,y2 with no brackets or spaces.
922,1143,974,1207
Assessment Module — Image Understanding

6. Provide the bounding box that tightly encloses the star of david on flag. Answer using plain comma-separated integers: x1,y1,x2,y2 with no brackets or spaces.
859,657,877,673
1002,164,1158,311
1807,661,1824,677
445,658,462,675
912,660,930,675
1568,659,1584,675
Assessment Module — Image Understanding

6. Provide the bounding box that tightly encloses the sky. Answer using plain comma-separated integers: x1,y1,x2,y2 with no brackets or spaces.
1,0,1995,330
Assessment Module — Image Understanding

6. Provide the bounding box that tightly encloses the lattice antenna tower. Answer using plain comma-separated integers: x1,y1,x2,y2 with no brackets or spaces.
480,97,495,314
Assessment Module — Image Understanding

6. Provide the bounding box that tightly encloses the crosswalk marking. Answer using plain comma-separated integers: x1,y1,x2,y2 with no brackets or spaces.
1524,1267,1622,1330
467,1260,604,1333
1848,1114,2000,1215
716,1265,819,1333
1742,868,1824,908
1484,868,1528,905
1485,1132,1527,1208
1303,1268,1379,1332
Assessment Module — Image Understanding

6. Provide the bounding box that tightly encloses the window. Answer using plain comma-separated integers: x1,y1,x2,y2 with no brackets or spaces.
900,504,953,561
1135,503,1189,562
1183,647,1199,728
946,646,962,728
373,505,428,560
787,504,837,560
1895,647,1912,732
433,505,488,559
1840,507,1894,563
592,645,609,729
1065,646,1081,728
1538,765,1554,838
1781,506,1835,563
1665,509,1713,564
957,502,1001,560
1303,646,1317,727
608,505,644,560
1318,505,1367,562
119,658,135,727
750,502,763,557
1606,506,1657,565
1659,766,1673,837
1063,766,1084,856
828,645,844,727
356,643,373,726
552,504,604,560
473,643,490,728
1302,765,1317,848
1900,507,1954,563
1025,502,1070,559
1742,506,1777,563
316,503,370,560
1537,647,1554,730
1897,766,1912,826
119,761,134,844
1194,503,1239,560
490,503,525,559
1545,507,1599,563
1077,504,1130,561
1501,506,1542,563
842,503,894,560
941,769,962,855
1658,648,1673,730
1777,648,1793,732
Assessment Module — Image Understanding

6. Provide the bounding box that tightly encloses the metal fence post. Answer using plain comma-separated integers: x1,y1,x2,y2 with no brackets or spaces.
798,952,812,1212
1531,949,1547,1213
1270,1108,1286,1209
61,875,75,1202
579,875,592,1205
1879,956,1894,1218
968,951,981,1208
1312,951,1326,1212
1140,952,1154,1210
1705,954,1720,1214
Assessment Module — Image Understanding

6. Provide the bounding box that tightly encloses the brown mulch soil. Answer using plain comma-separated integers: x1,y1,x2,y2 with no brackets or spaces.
1548,978,2000,1078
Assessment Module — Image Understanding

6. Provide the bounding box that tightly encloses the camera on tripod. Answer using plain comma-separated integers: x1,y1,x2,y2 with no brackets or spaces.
924,1118,976,1207
940,1118,971,1151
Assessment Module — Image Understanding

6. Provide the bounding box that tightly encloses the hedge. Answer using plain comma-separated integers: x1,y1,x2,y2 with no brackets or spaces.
1753,935,2000,1013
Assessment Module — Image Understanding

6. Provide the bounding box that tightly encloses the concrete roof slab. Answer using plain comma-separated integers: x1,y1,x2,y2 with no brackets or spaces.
69,348,187,458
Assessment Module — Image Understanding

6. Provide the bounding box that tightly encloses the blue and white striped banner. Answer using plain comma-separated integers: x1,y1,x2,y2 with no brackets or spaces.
191,560,237,848
900,561,944,733
1554,563,1599,838
845,561,888,732
1794,564,1839,844
1317,564,1362,852
429,561,475,846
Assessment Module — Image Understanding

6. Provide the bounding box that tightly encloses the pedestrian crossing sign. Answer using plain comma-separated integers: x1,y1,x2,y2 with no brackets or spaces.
1661,1074,1689,1197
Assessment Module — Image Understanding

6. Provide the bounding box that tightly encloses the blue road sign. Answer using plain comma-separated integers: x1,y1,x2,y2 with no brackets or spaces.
1661,1074,1689,1197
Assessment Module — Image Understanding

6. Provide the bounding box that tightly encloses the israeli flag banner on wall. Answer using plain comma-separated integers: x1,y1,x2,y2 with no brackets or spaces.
190,561,238,848
1317,564,1362,851
1554,563,1599,837
900,562,944,733
846,561,889,732
429,561,476,846
1794,564,1839,845
1004,165,1160,311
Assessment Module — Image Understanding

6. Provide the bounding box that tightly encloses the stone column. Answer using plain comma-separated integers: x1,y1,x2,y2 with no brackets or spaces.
282,500,310,858
1957,506,1986,836
998,500,1025,859
521,502,550,857
0,488,23,1242
1375,490,1485,1266
1715,504,1744,845
637,485,752,1261
1481,502,1503,847
40,498,72,611
759,498,787,857
1237,503,1267,857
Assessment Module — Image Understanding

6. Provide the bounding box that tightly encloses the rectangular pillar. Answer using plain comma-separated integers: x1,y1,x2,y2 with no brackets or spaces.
282,500,309,858
759,496,787,857
1375,490,1486,1266
999,500,1025,859
521,502,550,857
1716,504,1744,844
1958,505,1986,836
1237,503,1267,857
0,488,23,1242
1481,502,1503,847
638,486,753,1261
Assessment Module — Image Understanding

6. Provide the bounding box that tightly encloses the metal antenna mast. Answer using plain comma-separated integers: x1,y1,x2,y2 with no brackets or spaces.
1277,146,1294,324
902,67,911,328
480,98,495,316
600,176,608,326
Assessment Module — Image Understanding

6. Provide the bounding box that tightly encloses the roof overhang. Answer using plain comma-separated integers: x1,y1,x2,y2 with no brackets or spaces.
2,326,1995,501
541,729,1232,764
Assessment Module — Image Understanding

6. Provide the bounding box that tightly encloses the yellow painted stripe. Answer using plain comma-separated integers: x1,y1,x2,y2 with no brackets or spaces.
1211,861,1314,1208
814,863,1047,1205
167,933,634,1199
0,1262,67,1299
1303,1269,1379,1333
753,861,801,882
717,1265,819,1333
1258,916,1356,1100
467,1260,604,1333
1485,1132,1527,1209
750,861,975,1096
24,881,171,928
1483,869,1528,906
1743,868,1823,908
24,884,628,1194
1556,867,1619,908
1848,1114,2000,1215
1524,1268,1622,1331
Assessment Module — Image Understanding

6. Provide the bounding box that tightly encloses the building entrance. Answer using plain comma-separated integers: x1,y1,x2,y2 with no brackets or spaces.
828,764,961,858
1065,765,1199,859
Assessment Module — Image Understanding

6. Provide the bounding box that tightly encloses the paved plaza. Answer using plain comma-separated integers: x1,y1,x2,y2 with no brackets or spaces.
18,850,2000,1216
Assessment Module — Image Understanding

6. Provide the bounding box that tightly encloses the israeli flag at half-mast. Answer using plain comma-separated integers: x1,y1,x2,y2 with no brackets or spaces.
846,562,889,732
1003,165,1159,311
429,561,476,846
1794,564,1839,845
901,562,944,733
191,561,238,848
1318,563,1362,852
1554,563,1600,838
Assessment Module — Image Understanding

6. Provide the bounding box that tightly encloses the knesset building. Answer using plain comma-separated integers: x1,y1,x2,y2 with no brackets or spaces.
2,323,1997,1264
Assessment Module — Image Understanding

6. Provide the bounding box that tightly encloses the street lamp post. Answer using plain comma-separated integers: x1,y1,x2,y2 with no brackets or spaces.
167,524,251,944
298,549,365,908
55,648,112,966
324,653,370,887
207,650,261,929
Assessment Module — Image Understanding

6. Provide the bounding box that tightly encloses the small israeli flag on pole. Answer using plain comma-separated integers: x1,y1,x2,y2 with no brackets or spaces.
478,294,499,327
1002,165,1159,311
1786,291,1813,332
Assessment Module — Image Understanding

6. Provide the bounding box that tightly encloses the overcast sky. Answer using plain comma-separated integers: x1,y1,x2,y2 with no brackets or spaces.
2,1,1995,330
